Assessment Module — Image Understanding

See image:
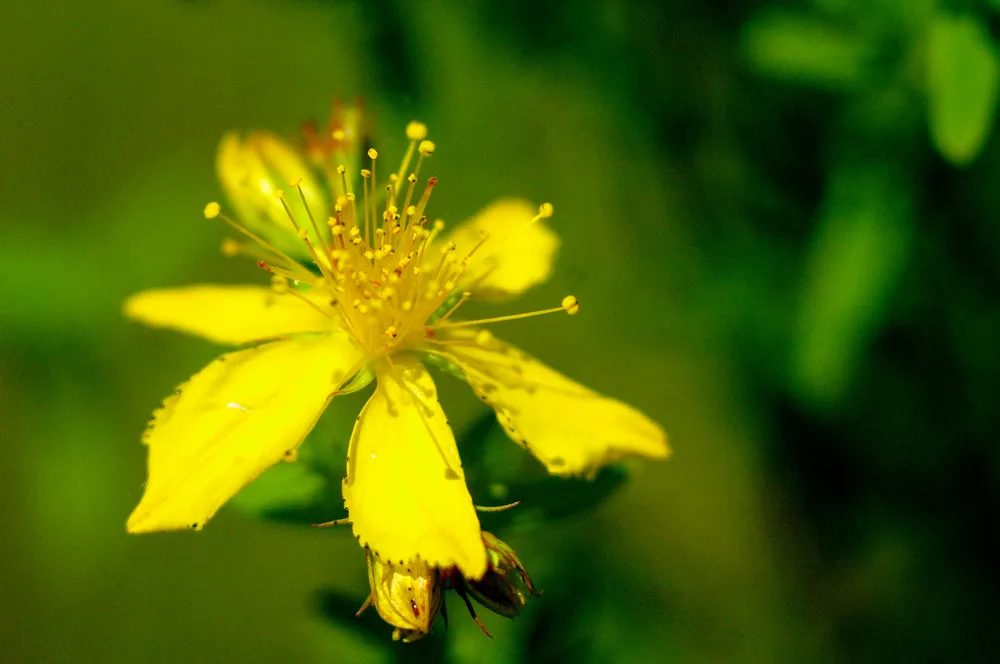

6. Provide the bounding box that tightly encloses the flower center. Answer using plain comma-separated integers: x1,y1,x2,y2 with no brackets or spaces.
204,121,576,360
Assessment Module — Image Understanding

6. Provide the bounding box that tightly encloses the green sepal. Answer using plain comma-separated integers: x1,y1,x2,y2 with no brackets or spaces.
426,289,466,324
420,348,466,382
339,365,376,394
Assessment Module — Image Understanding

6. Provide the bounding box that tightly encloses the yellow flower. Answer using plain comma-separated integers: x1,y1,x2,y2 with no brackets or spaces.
124,118,670,580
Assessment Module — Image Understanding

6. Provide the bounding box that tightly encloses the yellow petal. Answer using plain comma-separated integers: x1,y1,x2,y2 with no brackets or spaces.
435,330,670,477
343,359,486,579
441,198,559,299
127,334,365,533
217,131,331,256
124,284,340,345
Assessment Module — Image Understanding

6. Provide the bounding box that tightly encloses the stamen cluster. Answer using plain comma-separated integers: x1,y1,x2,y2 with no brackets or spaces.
204,121,570,359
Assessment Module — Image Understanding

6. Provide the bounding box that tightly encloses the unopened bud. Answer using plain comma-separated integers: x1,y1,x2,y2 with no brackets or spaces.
465,532,538,618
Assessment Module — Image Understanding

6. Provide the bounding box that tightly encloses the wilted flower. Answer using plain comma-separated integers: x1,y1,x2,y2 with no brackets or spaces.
361,550,443,643
359,531,536,641
124,109,670,580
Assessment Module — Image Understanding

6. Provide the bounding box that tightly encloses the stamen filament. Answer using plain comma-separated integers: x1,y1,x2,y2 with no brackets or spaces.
435,291,471,323
296,183,333,261
256,261,306,282
277,194,336,283
311,517,350,527
475,500,523,513
337,164,351,197
213,210,312,280
284,287,341,324
427,306,565,330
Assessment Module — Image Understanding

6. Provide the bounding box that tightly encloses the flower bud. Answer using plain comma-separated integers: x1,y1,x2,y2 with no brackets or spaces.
365,552,443,643
302,102,364,177
465,532,537,618
216,131,331,256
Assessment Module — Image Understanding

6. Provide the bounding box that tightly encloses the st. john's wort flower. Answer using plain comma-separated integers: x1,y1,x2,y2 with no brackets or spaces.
124,117,670,581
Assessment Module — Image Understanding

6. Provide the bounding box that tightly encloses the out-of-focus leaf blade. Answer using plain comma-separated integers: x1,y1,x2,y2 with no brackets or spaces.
927,12,1000,165
314,588,388,644
227,457,342,525
459,413,629,529
227,422,347,526
315,588,449,662
740,10,869,90
790,162,913,412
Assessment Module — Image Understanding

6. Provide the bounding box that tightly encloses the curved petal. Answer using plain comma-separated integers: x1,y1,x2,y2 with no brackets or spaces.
433,330,670,477
440,198,559,299
343,358,486,579
127,334,366,533
217,131,331,257
124,284,340,345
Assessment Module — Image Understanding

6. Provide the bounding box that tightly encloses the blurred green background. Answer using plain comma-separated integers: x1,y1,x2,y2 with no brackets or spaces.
2,0,999,662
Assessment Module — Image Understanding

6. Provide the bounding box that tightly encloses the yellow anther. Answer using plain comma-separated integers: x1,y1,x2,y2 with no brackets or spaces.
385,325,398,338
275,189,285,199
364,250,374,260
336,164,346,175
406,121,428,140
475,329,494,346
332,129,346,141
407,173,417,183
402,300,413,312
360,169,371,179
381,287,395,299
539,202,554,218
561,295,580,315
297,229,309,240
204,202,221,219
445,241,456,252
220,238,240,256
270,275,290,294
418,140,436,156
289,177,303,187
368,148,378,160
433,220,445,231
347,193,356,201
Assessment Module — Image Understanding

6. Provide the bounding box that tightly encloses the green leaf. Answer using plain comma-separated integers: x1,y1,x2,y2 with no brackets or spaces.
927,12,1000,165
228,418,348,526
227,457,342,525
459,413,629,530
740,10,869,90
790,162,914,412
